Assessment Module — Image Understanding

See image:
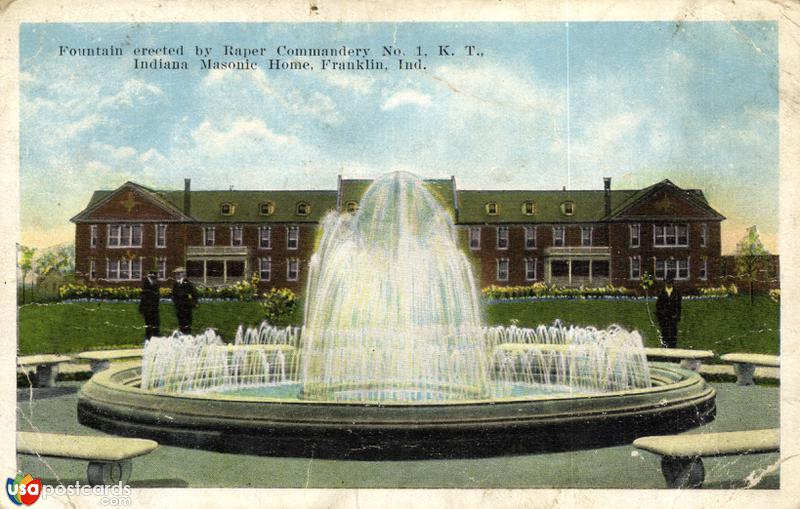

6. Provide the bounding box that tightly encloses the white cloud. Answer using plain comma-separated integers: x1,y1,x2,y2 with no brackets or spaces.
381,89,432,111
201,68,341,125
321,73,375,95
97,79,163,109
190,118,297,149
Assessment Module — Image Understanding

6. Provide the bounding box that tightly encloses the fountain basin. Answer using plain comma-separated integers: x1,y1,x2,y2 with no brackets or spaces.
78,361,715,459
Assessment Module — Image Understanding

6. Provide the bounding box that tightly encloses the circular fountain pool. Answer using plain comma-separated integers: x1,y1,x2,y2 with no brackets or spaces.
78,360,714,459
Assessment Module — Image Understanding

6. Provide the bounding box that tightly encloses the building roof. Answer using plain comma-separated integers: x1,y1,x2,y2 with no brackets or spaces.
74,177,722,224
339,178,456,215
457,189,640,224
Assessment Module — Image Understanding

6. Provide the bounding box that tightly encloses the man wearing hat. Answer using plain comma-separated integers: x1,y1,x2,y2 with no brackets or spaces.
139,270,160,339
171,267,198,334
656,274,682,349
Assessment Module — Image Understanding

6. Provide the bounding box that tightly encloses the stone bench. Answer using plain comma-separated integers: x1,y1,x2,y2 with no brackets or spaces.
17,355,73,387
719,353,780,386
76,349,144,373
642,348,715,371
633,428,779,488
17,432,158,486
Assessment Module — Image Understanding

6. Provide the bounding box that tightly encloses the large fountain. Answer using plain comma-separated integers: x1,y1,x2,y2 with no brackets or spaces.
78,172,715,458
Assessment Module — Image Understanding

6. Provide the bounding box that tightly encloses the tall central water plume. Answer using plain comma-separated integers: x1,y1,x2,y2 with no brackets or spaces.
300,171,491,401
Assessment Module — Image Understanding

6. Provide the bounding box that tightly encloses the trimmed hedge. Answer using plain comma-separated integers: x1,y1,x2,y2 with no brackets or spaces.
483,282,738,301
59,275,264,302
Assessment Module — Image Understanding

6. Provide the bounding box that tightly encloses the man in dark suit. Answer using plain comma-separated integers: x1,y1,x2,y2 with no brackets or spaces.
139,270,160,339
656,274,682,349
171,267,198,335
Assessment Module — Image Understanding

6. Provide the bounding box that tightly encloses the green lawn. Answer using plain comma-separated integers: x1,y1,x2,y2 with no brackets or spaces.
18,296,778,356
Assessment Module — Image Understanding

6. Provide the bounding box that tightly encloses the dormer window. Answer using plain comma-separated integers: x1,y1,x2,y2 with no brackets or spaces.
221,203,236,216
345,201,359,213
296,202,311,216
560,201,575,216
485,202,500,215
521,201,535,215
259,201,275,216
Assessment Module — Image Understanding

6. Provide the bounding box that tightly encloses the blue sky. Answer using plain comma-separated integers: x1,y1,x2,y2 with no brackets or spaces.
20,22,778,252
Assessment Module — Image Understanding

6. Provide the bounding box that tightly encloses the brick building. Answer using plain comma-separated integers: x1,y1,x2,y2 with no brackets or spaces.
71,177,725,292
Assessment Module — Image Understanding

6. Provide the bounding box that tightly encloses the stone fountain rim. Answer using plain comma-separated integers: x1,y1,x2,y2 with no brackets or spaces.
86,360,706,407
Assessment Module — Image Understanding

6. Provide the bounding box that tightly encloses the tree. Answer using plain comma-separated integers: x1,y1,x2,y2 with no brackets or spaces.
33,244,75,278
17,244,37,305
735,226,774,305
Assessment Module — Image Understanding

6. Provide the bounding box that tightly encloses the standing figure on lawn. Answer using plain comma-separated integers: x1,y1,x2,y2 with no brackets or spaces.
171,267,198,334
139,270,160,339
656,274,682,349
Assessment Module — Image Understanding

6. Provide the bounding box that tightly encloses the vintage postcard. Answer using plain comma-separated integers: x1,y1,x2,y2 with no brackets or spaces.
2,0,799,507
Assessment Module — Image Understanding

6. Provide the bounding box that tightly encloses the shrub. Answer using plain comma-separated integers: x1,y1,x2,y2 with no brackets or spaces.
482,283,634,301
60,277,262,302
260,288,297,326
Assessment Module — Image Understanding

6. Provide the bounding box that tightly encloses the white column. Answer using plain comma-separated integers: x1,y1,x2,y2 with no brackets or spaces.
567,259,572,285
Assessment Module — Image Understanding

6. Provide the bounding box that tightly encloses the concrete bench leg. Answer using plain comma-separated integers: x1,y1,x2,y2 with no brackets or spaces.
35,365,58,388
733,363,756,386
90,360,111,373
679,359,703,372
86,459,132,486
661,456,705,489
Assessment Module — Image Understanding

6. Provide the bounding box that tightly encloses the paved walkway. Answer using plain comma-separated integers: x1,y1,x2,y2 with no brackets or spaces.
16,382,779,489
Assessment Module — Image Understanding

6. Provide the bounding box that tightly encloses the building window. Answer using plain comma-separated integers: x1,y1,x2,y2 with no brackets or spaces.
107,224,142,248
259,201,275,216
629,224,640,248
525,258,537,281
469,227,481,250
220,203,235,216
106,258,142,281
287,258,299,281
581,226,593,247
203,227,215,246
296,202,311,216
230,226,243,247
629,257,641,280
699,257,708,280
259,257,272,281
156,258,167,280
90,225,98,248
496,258,509,281
654,224,689,247
88,260,96,281
496,226,509,249
155,224,167,248
553,226,565,247
700,223,708,247
521,201,535,215
345,201,359,213
287,226,299,250
655,258,690,280
560,201,575,216
524,226,536,249
259,226,272,249
485,202,499,215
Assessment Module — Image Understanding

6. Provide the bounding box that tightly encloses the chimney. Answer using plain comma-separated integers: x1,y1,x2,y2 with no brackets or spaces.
183,178,191,216
603,177,612,216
